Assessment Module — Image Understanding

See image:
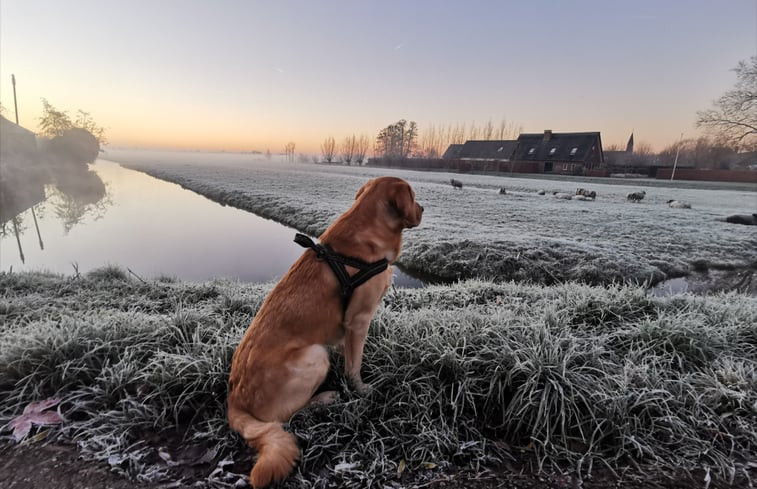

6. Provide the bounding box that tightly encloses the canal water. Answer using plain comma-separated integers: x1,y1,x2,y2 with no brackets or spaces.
0,159,425,287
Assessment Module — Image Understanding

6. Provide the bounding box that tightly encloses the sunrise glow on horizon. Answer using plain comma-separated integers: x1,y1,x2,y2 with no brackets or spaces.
1,0,755,154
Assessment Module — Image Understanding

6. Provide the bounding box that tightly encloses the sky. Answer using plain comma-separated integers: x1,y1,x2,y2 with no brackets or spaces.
1,0,755,154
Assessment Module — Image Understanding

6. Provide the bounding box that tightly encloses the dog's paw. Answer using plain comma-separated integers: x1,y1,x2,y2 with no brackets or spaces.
309,390,339,406
352,380,372,396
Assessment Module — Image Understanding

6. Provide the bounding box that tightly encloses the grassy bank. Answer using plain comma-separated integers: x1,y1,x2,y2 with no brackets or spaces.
104,149,757,287
2,268,756,487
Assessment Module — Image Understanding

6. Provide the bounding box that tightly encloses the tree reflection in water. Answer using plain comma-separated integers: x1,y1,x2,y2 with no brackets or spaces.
1,117,110,256
47,168,111,234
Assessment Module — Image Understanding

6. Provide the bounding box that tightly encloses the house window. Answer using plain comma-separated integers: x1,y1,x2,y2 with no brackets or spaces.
549,147,557,156
563,163,569,171
528,147,535,155
570,147,578,155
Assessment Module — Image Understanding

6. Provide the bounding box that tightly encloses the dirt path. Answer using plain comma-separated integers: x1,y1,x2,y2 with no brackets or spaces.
1,442,751,489
0,443,156,489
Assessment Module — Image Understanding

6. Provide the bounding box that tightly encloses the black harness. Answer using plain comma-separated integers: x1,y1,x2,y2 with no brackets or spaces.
294,233,389,311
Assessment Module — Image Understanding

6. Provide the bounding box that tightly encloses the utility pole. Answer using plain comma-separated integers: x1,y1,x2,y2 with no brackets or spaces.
11,74,19,124
670,132,683,181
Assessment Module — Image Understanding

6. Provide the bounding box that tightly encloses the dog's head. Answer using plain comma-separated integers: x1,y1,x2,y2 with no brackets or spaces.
355,177,423,229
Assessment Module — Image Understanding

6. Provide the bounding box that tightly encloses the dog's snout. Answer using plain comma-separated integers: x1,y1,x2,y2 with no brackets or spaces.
419,204,424,212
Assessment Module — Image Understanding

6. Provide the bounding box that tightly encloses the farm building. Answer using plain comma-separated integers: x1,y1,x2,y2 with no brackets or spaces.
510,130,604,175
442,130,604,175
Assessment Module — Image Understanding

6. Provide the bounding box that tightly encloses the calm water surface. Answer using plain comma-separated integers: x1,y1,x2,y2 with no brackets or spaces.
0,160,425,287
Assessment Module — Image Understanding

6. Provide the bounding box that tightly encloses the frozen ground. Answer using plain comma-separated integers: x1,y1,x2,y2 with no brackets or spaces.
106,149,757,286
1,268,756,487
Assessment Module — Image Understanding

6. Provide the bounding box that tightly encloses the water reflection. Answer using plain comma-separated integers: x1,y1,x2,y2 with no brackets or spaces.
48,168,111,233
1,121,426,286
1,117,109,263
0,156,425,287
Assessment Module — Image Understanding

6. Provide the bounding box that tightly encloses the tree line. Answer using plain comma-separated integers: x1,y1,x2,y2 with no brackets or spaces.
319,117,522,164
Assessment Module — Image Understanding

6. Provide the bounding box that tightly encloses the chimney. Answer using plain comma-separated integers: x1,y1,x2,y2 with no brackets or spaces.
543,130,552,141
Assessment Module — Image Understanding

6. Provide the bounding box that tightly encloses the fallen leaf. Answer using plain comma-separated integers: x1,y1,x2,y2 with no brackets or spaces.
7,398,63,442
397,459,406,478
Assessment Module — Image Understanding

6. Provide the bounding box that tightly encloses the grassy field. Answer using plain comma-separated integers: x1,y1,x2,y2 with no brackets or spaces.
1,268,756,487
105,149,757,287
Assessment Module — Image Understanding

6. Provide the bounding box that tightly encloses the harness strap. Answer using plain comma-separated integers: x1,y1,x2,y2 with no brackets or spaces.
294,233,389,310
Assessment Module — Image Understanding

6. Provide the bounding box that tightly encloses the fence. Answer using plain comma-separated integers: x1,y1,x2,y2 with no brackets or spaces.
655,168,757,183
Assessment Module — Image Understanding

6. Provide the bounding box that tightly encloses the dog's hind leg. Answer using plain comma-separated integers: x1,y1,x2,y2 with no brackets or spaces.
254,344,331,422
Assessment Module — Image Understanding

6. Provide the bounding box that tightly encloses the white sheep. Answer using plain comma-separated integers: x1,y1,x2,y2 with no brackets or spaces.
667,200,691,209
576,188,596,199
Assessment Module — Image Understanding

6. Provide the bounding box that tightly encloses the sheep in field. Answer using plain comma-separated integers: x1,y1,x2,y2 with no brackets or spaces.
450,178,463,189
725,213,757,225
627,190,646,202
576,188,596,199
667,200,692,209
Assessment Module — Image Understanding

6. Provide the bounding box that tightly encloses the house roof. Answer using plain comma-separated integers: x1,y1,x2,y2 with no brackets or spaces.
512,131,603,162
441,144,464,159
456,140,518,160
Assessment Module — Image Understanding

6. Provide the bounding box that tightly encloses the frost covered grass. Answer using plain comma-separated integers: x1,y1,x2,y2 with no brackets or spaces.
106,149,757,287
2,268,756,487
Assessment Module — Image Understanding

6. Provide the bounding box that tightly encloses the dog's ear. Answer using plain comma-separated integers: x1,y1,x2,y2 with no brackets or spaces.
355,180,374,200
389,182,419,228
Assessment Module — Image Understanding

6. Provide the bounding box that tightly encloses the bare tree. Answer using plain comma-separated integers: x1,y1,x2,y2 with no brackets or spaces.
283,142,296,161
375,119,417,159
496,118,521,140
697,56,757,151
482,119,494,140
321,136,336,163
468,121,479,140
355,134,369,165
634,142,654,156
341,135,357,165
451,123,466,144
418,124,443,158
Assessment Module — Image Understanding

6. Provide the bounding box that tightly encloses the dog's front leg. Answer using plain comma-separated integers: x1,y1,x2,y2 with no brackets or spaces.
343,269,392,394
343,314,371,394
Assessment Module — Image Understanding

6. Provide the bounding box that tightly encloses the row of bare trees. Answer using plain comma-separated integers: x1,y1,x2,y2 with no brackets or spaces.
657,136,745,169
320,134,370,165
316,117,524,164
371,117,523,161
606,135,748,170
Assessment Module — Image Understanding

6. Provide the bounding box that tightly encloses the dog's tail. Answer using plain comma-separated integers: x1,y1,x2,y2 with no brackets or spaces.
228,405,299,488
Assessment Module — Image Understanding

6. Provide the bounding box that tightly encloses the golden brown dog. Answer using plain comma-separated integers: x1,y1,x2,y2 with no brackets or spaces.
227,176,423,488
